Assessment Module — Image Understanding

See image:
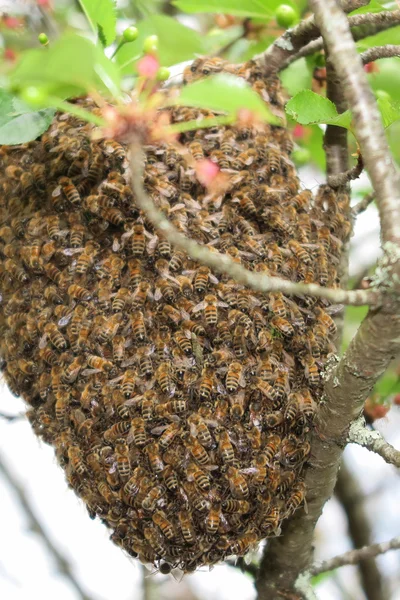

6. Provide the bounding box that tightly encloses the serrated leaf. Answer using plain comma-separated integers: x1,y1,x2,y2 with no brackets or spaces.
10,33,121,99
281,57,313,96
286,90,353,129
377,96,400,128
0,88,55,144
78,0,117,46
116,15,205,74
172,73,281,124
172,0,274,18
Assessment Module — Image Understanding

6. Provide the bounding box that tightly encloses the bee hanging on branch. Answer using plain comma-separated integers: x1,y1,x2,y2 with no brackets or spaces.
0,55,349,574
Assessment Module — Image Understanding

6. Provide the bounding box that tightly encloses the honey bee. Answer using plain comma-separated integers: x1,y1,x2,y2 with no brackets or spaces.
58,176,81,206
286,481,306,516
288,240,310,264
271,316,294,338
187,462,210,491
187,414,213,448
129,417,147,447
225,362,245,394
97,313,122,344
130,311,146,341
123,466,146,497
178,510,196,544
258,357,274,381
62,356,86,384
121,369,137,398
115,440,131,480
131,282,151,309
152,511,175,540
265,410,284,428
218,429,235,464
259,506,280,534
182,432,210,465
4,258,29,283
205,503,221,535
103,139,126,161
188,141,204,161
67,446,86,475
156,422,181,449
168,249,184,272
269,292,287,318
253,377,276,401
235,191,257,218
111,389,129,419
112,335,126,365
274,367,290,400
181,320,206,338
209,150,230,169
86,354,113,372
103,421,131,443
155,361,172,395
67,284,91,302
233,325,247,359
142,486,165,512
314,306,337,336
145,441,164,473
162,304,182,325
301,355,320,387
267,147,281,174
44,322,67,351
182,481,209,512
226,466,249,499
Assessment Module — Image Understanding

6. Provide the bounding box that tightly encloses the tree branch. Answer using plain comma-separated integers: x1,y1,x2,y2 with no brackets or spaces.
295,573,318,600
335,461,389,600
310,536,400,576
341,0,371,11
327,153,364,189
0,453,95,600
361,45,400,63
352,192,375,216
348,416,400,467
278,11,400,71
310,1,400,246
129,142,380,307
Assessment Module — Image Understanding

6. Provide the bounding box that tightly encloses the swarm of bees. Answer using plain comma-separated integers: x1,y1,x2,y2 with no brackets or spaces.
0,57,351,574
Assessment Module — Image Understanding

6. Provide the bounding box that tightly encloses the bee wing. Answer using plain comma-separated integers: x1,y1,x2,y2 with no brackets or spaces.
81,368,102,376
325,304,344,315
51,185,61,197
193,301,206,313
39,333,48,349
216,301,229,308
209,274,219,284
154,288,163,302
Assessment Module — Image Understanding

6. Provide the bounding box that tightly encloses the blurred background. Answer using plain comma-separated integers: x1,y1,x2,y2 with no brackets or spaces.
0,1,400,599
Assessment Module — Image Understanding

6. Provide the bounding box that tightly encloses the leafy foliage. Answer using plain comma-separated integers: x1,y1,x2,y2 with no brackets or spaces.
0,89,55,144
77,0,117,46
10,33,121,100
286,90,353,129
116,15,205,74
172,0,295,19
174,73,282,123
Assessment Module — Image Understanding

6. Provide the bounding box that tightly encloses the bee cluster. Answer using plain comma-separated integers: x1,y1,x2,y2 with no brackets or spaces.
0,57,351,573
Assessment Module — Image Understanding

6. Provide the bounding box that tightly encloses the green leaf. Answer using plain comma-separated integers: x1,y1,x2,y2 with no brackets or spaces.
281,57,313,96
10,33,121,100
172,0,278,19
116,15,205,74
0,88,55,144
377,95,400,128
367,58,400,104
172,73,281,124
286,90,353,129
356,26,400,50
77,0,117,46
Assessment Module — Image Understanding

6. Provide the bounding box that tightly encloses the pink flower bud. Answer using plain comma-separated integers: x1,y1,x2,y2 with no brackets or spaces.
137,55,160,79
195,159,220,188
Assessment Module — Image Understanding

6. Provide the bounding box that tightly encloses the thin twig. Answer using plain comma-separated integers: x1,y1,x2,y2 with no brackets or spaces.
348,415,400,467
310,536,400,576
279,11,400,71
336,461,389,600
129,142,380,307
352,192,375,216
0,453,95,600
310,1,400,245
328,154,364,189
361,45,400,64
341,0,371,10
